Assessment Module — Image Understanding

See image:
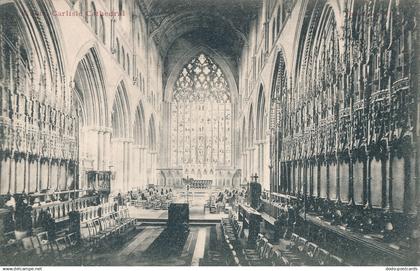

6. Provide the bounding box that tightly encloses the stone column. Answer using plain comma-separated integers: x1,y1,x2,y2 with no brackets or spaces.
23,155,28,193
336,154,341,202
326,158,331,199
56,159,61,190
110,139,120,193
98,130,104,171
126,140,133,191
348,151,355,205
122,141,126,191
8,154,13,193
47,158,52,190
104,129,112,170
248,148,252,177
242,152,247,182
141,146,146,187
36,158,41,192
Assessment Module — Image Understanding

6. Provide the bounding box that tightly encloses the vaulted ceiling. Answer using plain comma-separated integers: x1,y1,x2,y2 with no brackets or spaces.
139,0,260,53
137,0,260,90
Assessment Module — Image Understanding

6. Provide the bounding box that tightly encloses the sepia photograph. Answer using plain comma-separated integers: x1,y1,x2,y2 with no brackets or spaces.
0,0,419,268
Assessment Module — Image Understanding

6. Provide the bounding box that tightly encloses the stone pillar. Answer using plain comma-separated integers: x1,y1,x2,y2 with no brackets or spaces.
26,157,31,193
23,155,28,193
36,158,40,192
242,153,247,182
141,146,146,187
348,151,355,205
65,161,68,190
383,147,392,211
366,151,372,209
98,130,104,171
326,159,330,199
56,160,61,190
248,148,252,177
9,155,14,193
126,140,132,191
336,154,341,202
47,158,52,190
110,139,121,193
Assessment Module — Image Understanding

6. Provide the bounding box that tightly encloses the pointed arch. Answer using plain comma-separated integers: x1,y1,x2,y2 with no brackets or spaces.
73,47,109,127
134,101,146,146
164,45,238,102
111,81,131,138
242,117,247,151
269,49,288,193
169,52,233,169
90,2,97,34
99,15,105,44
148,114,156,151
248,104,254,148
116,38,120,63
270,50,288,133
256,85,266,140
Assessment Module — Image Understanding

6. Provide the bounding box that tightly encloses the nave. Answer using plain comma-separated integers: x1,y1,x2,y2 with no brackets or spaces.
0,0,419,267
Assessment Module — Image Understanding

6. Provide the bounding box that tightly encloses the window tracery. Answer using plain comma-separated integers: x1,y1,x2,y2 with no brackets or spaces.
171,53,232,171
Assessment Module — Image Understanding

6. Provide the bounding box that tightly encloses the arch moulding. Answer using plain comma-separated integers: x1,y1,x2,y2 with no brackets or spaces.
163,45,239,103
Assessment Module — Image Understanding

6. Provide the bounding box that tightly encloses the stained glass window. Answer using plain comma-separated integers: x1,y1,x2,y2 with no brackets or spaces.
171,53,232,173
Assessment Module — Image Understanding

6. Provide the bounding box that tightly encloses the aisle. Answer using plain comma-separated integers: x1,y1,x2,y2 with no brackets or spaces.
104,225,213,266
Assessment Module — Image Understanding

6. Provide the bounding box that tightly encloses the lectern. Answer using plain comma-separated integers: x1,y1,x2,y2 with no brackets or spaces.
168,203,189,232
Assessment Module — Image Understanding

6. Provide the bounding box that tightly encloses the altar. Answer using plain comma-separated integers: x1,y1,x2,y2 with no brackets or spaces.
159,168,239,188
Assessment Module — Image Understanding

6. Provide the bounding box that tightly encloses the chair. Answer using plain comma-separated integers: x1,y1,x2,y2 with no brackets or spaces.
305,242,318,258
266,246,279,265
243,234,264,255
314,248,330,265
80,223,92,242
111,212,126,233
37,231,51,253
258,238,269,259
30,235,45,259
272,250,287,266
87,221,105,245
264,243,274,260
121,208,135,225
243,236,264,263
280,234,306,266
289,233,299,248
54,236,68,252
98,217,114,237
296,237,308,252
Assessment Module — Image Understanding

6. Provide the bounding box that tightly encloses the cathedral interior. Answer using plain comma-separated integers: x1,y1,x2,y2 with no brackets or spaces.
0,0,419,267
